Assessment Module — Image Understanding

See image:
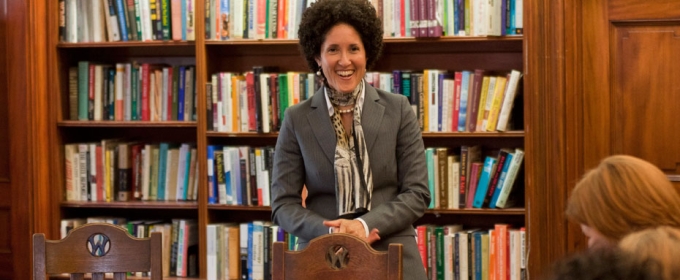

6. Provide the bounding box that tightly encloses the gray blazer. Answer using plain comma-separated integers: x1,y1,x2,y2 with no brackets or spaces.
270,84,430,280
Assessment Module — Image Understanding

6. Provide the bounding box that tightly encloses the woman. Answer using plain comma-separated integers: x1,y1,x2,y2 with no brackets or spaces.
565,155,680,248
619,226,680,280
270,0,430,279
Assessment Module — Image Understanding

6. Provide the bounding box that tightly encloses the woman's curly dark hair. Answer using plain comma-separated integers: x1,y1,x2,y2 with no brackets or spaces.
298,0,384,73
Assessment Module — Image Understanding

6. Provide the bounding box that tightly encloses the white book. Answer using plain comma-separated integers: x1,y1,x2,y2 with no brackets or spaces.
89,143,98,201
252,221,264,280
457,231,469,280
472,0,487,36
232,0,244,39
448,156,460,209
77,0,90,42
139,0,153,41
77,144,88,201
259,73,270,133
239,80,249,131
509,229,522,280
101,0,120,41
514,0,524,32
114,63,125,121
446,0,455,36
91,0,104,42
186,0,196,40
495,148,524,208
307,73,315,97
496,70,522,131
221,72,232,132
488,0,502,36
65,0,78,42
206,224,218,280
287,0,297,39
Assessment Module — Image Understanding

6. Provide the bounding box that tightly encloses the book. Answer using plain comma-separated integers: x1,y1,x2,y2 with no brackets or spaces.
495,148,524,208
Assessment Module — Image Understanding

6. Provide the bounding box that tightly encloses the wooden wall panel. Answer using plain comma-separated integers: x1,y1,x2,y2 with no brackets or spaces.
612,25,680,173
0,0,11,277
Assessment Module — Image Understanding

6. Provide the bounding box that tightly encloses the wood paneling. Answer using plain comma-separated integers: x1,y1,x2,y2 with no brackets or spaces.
612,25,680,172
564,0,680,254
524,0,574,276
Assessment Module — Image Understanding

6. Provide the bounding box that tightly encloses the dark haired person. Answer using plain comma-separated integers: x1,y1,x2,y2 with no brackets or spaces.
270,0,430,279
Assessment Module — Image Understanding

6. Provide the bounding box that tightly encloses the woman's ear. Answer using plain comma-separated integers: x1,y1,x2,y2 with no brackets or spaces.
315,57,321,66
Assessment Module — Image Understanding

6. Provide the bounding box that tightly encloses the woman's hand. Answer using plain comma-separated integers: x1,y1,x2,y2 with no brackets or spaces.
324,219,381,244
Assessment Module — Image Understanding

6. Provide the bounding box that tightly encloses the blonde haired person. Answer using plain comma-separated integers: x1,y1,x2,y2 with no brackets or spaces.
619,226,680,280
565,155,680,248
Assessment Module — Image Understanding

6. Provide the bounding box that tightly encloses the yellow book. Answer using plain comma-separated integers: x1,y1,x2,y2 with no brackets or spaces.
476,76,490,131
486,76,508,131
232,75,246,132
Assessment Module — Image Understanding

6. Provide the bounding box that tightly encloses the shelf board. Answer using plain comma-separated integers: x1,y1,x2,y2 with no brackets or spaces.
61,201,199,209
425,207,525,215
51,275,202,280
206,131,523,138
206,131,279,138
205,35,523,46
422,131,524,138
57,41,196,48
58,121,197,128
208,205,273,211
206,205,524,215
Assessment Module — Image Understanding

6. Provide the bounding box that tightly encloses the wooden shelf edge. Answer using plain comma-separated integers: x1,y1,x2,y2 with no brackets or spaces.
204,35,523,46
425,207,525,215
57,41,196,48
206,131,524,138
58,121,197,128
50,275,203,280
60,201,199,209
207,205,272,211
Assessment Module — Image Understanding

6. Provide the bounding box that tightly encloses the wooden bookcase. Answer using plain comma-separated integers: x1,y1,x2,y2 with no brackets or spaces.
45,2,531,279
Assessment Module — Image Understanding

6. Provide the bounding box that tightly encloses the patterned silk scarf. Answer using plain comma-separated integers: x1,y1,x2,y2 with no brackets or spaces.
327,81,374,219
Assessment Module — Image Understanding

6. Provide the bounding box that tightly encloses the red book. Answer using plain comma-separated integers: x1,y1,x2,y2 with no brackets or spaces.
95,145,104,201
141,64,150,121
246,72,257,131
277,0,286,38
452,71,462,131
166,67,174,121
416,225,429,274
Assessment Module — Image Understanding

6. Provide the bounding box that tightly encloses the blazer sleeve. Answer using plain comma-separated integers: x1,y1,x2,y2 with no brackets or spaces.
361,95,431,237
270,108,331,241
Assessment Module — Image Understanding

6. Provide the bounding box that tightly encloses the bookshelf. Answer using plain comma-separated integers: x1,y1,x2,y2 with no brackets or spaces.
45,2,529,280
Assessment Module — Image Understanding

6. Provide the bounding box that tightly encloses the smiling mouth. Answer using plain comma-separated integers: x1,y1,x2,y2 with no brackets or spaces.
336,70,354,77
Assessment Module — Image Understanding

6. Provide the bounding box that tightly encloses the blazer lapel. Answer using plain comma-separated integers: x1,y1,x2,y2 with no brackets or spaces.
361,85,385,152
307,88,336,164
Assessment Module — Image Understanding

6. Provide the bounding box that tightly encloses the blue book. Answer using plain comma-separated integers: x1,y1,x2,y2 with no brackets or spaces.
458,70,471,131
157,142,169,200
177,66,186,121
207,145,218,203
473,156,497,208
392,70,401,94
232,148,243,205
247,222,254,280
426,148,435,209
114,0,129,41
490,152,515,208
474,231,482,280
183,146,192,199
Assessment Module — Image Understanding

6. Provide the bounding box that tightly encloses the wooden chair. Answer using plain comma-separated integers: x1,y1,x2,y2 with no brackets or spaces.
272,233,403,280
33,223,162,280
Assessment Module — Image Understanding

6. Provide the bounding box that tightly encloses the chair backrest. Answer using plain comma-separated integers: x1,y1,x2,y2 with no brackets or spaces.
33,223,162,280
272,233,403,280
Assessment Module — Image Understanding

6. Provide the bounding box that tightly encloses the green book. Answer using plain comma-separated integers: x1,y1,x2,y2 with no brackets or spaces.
77,61,89,120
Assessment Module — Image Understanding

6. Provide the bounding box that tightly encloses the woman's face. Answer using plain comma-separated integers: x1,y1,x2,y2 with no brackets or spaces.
580,224,613,248
315,23,367,94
